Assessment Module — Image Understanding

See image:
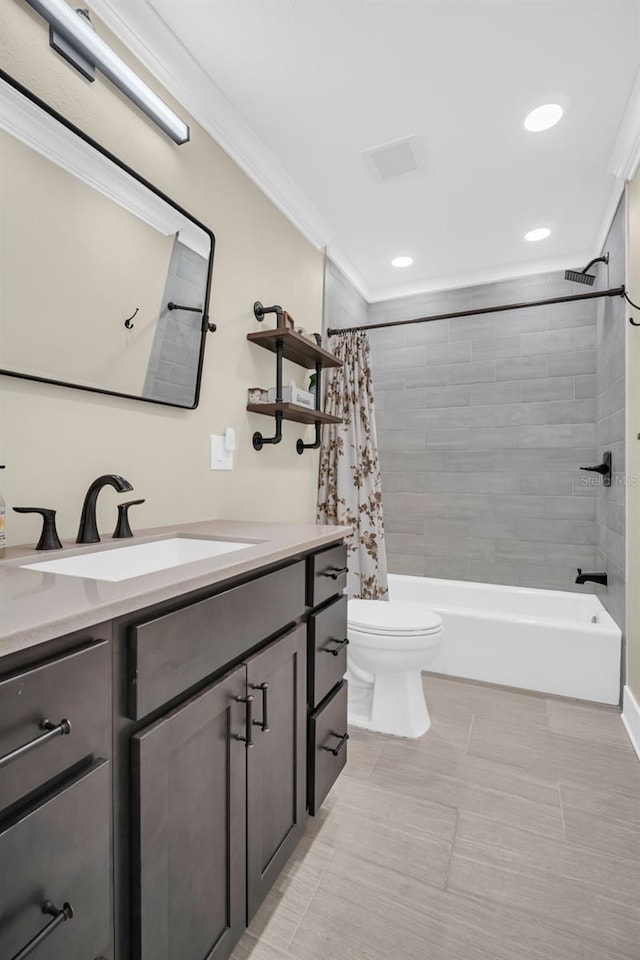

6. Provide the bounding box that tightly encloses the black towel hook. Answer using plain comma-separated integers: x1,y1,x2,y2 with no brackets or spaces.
124,307,138,329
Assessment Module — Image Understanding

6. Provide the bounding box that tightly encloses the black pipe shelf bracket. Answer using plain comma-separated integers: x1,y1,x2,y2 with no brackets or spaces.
247,305,342,453
296,361,323,454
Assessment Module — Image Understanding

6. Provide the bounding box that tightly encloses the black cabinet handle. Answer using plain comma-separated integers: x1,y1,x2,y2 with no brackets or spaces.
11,900,73,960
234,695,255,748
321,732,349,757
322,566,348,580
324,638,349,657
250,682,270,732
0,718,71,770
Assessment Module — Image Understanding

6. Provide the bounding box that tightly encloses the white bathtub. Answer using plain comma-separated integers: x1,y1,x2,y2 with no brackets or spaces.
388,574,622,704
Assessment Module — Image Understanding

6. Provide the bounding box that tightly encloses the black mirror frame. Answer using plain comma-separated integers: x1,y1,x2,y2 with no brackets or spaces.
0,69,216,410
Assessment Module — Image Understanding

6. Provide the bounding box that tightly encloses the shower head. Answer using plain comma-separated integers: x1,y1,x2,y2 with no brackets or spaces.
564,253,609,285
564,268,595,285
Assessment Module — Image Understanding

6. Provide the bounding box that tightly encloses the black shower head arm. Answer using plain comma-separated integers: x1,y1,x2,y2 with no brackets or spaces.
580,253,609,275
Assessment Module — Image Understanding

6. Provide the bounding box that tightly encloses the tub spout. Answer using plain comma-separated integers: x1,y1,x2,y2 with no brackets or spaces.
575,568,608,586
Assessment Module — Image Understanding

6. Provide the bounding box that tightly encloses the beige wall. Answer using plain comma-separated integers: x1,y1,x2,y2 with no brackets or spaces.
0,1,324,545
627,172,640,699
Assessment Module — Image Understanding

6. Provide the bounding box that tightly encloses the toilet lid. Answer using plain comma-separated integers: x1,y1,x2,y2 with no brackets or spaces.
348,600,442,637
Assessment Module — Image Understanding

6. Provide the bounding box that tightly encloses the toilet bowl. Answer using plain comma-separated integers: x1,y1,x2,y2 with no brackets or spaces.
347,599,443,739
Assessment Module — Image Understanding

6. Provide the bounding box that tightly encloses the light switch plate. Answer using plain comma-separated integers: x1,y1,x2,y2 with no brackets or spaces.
210,434,233,470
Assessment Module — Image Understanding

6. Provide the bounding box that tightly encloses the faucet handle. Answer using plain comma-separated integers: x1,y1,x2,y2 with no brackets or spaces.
113,499,145,539
13,507,63,551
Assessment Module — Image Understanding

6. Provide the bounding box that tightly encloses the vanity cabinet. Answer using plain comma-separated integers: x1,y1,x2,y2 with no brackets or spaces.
0,539,347,960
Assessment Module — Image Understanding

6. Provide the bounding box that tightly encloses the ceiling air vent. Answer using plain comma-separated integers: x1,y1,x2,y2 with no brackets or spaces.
363,135,420,181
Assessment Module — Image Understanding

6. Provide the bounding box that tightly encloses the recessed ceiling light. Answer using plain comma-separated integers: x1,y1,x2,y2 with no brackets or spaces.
391,256,413,268
524,227,551,242
524,103,563,132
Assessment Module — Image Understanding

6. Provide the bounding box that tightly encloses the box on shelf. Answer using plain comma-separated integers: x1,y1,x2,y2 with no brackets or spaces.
267,384,314,409
247,387,269,404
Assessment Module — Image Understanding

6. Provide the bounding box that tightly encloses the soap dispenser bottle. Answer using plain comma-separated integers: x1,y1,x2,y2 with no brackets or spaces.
0,466,5,558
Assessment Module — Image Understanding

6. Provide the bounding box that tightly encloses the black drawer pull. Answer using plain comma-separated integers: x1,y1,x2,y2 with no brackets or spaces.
321,732,349,757
0,718,71,770
321,566,348,580
324,638,349,657
11,899,73,960
250,682,270,732
234,695,255,748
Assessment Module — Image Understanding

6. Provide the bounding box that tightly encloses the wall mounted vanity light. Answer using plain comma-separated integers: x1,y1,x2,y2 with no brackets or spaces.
26,0,190,144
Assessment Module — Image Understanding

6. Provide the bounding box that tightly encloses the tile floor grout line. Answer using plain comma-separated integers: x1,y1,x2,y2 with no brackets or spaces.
442,806,461,892
283,845,337,951
558,781,567,838
464,714,474,754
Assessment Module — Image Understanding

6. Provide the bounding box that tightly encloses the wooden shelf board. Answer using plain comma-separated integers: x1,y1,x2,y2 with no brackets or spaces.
247,402,341,425
247,328,342,369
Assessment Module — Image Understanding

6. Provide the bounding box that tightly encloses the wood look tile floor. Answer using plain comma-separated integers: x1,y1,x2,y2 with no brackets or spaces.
230,675,640,960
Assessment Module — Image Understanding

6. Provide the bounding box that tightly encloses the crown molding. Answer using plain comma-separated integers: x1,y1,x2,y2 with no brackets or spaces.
609,66,640,182
89,0,333,253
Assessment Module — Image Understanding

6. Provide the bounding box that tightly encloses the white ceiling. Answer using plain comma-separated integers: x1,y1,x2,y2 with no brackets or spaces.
94,0,640,301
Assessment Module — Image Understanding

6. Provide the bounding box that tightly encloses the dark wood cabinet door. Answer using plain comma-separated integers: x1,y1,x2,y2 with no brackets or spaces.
132,665,247,960
246,625,307,922
0,760,112,960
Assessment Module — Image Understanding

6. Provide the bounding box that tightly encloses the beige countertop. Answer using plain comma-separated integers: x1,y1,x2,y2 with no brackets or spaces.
0,518,350,659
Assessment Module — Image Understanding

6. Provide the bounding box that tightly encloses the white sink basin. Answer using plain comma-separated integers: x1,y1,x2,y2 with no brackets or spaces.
20,536,256,582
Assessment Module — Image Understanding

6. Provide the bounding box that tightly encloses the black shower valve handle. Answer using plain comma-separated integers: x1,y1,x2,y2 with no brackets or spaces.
579,451,612,486
579,463,608,475
13,507,63,551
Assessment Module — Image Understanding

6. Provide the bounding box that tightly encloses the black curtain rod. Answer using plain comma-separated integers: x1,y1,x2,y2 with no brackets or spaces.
326,285,626,336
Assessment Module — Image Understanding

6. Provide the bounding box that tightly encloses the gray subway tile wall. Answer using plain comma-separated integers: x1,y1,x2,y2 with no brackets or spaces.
324,217,626,628
366,273,601,594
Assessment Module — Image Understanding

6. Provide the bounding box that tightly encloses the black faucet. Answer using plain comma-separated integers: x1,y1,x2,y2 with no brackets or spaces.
575,568,608,586
77,474,133,544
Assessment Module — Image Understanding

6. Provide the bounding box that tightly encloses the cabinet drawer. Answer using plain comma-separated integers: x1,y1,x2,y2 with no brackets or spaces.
308,595,348,708
307,543,347,609
308,680,348,816
0,760,112,960
129,560,305,719
0,641,110,813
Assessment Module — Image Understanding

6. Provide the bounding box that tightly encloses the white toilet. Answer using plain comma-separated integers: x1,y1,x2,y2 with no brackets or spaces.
346,599,444,739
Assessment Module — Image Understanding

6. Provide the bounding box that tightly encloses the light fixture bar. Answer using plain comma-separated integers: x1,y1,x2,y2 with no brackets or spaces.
26,0,190,144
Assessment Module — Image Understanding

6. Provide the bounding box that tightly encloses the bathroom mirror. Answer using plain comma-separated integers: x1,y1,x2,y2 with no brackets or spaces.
0,72,215,409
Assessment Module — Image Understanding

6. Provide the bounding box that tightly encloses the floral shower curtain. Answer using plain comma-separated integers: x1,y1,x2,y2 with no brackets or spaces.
317,330,388,599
